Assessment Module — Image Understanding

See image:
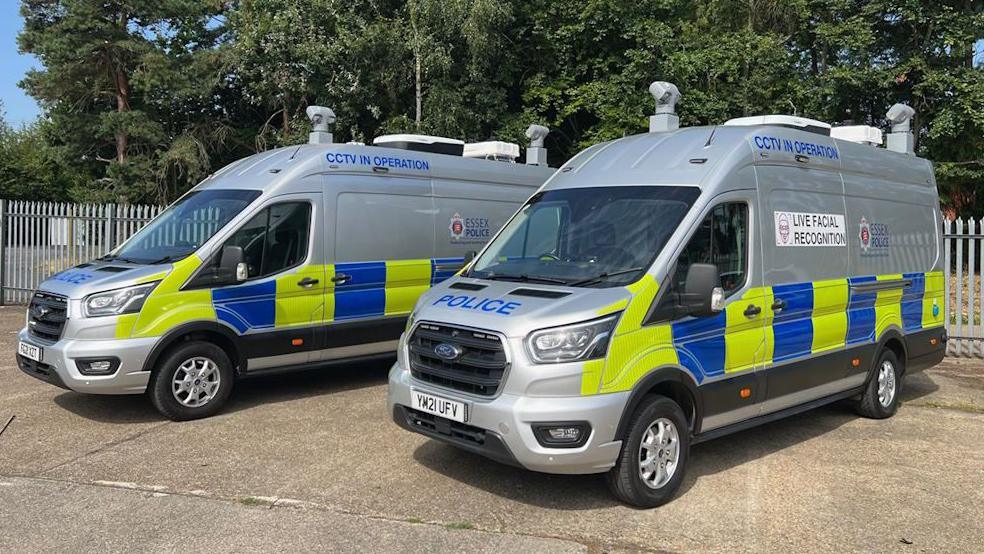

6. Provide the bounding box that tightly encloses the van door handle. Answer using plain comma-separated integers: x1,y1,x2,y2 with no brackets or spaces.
743,304,762,318
771,299,787,312
331,273,352,284
297,277,319,288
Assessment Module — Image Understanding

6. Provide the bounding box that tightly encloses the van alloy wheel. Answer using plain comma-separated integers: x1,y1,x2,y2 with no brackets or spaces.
638,417,680,489
877,359,897,408
172,357,221,408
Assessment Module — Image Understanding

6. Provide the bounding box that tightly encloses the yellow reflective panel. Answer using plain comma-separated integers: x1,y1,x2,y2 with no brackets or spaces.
599,324,678,393
874,273,904,339
275,264,326,328
385,259,433,316
922,271,945,328
811,278,848,353
723,287,769,373
129,256,216,338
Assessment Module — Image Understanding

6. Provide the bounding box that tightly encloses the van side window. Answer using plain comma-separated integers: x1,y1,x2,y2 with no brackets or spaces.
674,203,748,295
224,202,311,279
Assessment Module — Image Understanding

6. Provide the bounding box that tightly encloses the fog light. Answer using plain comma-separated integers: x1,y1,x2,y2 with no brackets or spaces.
76,357,120,376
532,422,591,448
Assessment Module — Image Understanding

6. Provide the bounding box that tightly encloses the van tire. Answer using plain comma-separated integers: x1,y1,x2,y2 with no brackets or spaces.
606,395,690,508
856,348,902,419
148,341,234,421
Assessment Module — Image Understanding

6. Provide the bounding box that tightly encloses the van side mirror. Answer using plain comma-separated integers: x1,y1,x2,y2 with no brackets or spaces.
219,245,247,282
678,263,724,316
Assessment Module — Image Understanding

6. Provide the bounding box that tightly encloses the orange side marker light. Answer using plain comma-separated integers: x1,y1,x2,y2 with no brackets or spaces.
930,338,938,346
739,387,752,399
291,338,304,346
851,358,861,367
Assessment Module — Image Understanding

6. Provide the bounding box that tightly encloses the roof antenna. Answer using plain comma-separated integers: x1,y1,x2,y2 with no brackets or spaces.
885,103,915,155
648,81,681,132
307,106,336,145
525,124,550,166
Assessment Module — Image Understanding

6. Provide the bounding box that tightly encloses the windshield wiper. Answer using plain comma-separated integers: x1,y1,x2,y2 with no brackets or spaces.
484,273,571,285
97,254,140,264
568,267,645,287
146,254,185,265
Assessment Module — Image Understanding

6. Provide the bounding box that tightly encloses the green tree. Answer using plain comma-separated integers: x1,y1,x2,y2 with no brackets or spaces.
18,0,235,203
0,104,75,200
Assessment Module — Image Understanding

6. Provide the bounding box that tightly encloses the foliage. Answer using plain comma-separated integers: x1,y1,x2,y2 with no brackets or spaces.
0,104,75,200
8,0,984,215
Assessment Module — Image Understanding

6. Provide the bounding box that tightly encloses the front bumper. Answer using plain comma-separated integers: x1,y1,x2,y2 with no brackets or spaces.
16,328,158,395
388,362,627,475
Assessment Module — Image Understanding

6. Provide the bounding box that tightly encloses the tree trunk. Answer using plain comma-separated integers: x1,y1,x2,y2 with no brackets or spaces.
112,11,130,165
113,67,130,164
415,53,422,129
283,95,291,137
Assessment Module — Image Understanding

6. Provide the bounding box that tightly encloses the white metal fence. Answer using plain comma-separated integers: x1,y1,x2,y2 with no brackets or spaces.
0,200,163,304
943,218,984,357
0,200,980,358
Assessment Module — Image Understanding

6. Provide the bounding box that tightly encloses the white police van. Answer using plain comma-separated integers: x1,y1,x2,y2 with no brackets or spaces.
17,108,555,420
388,83,946,506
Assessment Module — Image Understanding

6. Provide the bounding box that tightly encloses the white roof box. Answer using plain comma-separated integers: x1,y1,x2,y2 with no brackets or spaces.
463,141,520,162
724,115,831,136
831,125,883,146
373,134,464,156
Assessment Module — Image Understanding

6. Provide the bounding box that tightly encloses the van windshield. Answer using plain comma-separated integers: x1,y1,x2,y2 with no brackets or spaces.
468,186,701,288
107,189,262,264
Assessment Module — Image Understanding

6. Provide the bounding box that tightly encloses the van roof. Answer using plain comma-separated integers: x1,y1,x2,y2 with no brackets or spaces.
196,142,554,194
545,125,935,193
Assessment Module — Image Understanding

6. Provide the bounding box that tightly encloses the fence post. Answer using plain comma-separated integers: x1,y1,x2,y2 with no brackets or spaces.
0,199,6,306
105,203,116,254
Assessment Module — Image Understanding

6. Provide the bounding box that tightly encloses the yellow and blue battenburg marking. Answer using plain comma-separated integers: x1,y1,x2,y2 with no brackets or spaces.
330,258,463,320
117,256,464,340
585,270,944,396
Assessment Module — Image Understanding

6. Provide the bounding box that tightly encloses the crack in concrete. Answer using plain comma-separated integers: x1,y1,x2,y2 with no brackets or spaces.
2,474,669,553
36,421,172,475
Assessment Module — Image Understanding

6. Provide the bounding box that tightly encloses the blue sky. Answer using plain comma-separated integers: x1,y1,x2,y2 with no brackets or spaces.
0,2,40,127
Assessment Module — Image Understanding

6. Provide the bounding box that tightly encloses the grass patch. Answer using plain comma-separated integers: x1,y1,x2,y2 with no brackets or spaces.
445,522,475,530
406,517,425,524
239,496,273,507
912,400,984,414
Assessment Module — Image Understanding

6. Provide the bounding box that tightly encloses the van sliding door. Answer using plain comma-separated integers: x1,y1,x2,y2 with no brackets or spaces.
757,165,855,413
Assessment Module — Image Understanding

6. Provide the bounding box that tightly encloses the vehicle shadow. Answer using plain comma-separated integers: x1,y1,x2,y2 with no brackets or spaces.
52,356,395,423
412,372,940,510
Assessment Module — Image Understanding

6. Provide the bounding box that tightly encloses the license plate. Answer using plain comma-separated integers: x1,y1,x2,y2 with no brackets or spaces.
411,389,468,423
18,341,42,362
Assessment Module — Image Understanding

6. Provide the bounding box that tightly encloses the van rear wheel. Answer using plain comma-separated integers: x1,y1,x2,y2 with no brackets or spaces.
606,395,690,508
856,348,902,419
148,341,234,421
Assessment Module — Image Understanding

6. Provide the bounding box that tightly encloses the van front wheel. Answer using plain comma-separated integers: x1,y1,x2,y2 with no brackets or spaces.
148,341,234,421
606,395,690,508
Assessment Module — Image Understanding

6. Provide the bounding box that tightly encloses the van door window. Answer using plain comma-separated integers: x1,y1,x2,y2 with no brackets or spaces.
224,202,311,279
674,203,748,295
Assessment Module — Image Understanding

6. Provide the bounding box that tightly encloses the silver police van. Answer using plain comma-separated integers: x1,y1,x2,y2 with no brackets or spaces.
17,107,555,420
388,83,947,506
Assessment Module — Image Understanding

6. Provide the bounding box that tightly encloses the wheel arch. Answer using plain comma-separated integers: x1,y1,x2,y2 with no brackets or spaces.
613,366,703,440
876,327,908,377
142,321,245,376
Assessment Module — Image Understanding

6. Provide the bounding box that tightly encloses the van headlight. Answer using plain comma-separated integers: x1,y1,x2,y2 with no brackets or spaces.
83,282,159,318
526,313,620,363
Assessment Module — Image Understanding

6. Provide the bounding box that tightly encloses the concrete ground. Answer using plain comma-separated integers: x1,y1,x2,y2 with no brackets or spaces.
1,305,982,553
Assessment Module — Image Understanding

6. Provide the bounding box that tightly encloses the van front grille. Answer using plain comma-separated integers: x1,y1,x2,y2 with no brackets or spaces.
408,323,507,396
27,291,68,342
